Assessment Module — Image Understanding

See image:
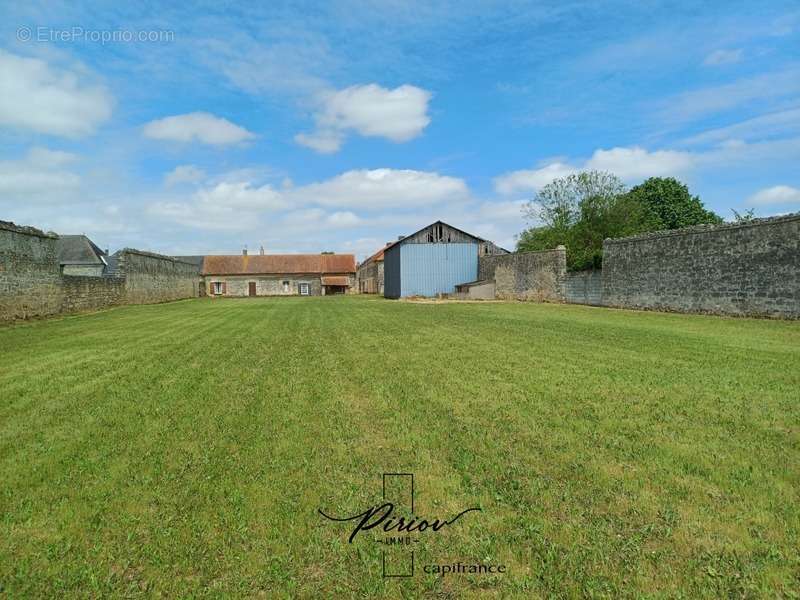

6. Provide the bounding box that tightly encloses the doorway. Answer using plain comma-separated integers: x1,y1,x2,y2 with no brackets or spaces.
248,282,257,296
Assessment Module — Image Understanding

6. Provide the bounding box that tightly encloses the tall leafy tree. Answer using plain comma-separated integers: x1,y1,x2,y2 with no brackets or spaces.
624,177,722,230
518,173,723,270
519,171,650,269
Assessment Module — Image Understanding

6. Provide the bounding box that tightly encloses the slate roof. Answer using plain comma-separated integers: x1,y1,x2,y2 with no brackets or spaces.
172,255,205,273
202,254,356,276
56,235,106,265
104,255,120,275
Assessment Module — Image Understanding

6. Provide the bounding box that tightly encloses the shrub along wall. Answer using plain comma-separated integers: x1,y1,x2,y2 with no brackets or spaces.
478,246,567,301
602,213,800,318
0,222,199,323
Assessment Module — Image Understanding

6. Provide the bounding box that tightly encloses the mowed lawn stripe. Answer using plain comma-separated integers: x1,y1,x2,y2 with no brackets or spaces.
0,297,798,597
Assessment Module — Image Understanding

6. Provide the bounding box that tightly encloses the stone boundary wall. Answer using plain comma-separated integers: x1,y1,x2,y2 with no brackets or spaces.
602,213,800,318
118,249,199,304
61,275,125,313
0,221,62,321
478,246,566,301
565,270,603,306
1,223,200,323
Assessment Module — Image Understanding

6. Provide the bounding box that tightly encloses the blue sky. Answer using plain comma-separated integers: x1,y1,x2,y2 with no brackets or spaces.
1,1,799,258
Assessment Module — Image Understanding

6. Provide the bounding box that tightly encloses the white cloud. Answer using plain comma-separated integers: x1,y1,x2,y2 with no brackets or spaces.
703,49,743,66
748,185,800,206
0,50,112,138
474,200,526,222
293,131,344,154
495,146,694,194
0,147,81,198
146,201,244,231
143,112,256,146
494,162,576,195
165,165,206,186
148,179,288,231
296,168,468,208
26,146,79,167
147,167,468,233
296,84,431,153
584,147,694,180
681,107,800,146
326,211,362,227
660,66,800,123
198,31,333,98
282,208,362,230
694,136,800,170
193,181,287,211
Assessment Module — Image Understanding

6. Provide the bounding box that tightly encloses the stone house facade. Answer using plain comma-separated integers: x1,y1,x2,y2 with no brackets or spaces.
202,253,356,297
356,244,388,294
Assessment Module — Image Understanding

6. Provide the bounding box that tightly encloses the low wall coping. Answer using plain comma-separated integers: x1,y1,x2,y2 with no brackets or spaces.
604,212,800,245
0,220,58,239
489,247,565,257
117,248,196,265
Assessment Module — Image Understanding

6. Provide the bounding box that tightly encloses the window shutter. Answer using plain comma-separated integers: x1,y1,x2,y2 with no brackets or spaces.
222,281,227,295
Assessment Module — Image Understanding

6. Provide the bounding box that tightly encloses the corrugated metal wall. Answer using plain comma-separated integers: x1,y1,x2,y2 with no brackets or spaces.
383,244,402,298
400,243,478,297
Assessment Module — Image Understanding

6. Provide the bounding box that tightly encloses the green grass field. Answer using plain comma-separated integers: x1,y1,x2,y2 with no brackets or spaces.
1,297,798,597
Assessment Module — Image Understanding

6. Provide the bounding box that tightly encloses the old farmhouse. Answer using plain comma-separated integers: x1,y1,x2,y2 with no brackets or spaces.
356,244,389,295
202,252,356,297
383,221,507,299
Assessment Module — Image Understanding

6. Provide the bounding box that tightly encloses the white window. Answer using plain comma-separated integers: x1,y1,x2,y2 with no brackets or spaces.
212,282,223,295
299,283,310,296
283,280,290,293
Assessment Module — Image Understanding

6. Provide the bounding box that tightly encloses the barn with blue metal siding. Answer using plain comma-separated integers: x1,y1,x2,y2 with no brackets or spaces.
383,221,506,298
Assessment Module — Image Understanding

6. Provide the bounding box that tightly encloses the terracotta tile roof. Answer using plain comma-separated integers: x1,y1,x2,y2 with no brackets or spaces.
360,243,390,266
321,275,351,286
202,254,356,276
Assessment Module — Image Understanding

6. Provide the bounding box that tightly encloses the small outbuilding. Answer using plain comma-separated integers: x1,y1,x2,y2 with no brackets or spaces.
56,234,109,276
356,243,389,294
383,221,507,299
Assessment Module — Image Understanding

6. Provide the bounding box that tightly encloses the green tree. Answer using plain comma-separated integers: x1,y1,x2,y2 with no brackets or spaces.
518,171,650,269
731,208,756,223
624,177,722,230
517,173,722,270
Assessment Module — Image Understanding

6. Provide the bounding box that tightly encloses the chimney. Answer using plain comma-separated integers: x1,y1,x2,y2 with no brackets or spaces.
242,246,248,256
259,245,265,255
397,235,405,241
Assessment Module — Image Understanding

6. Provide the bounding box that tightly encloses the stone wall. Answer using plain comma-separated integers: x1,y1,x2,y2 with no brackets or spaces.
1,223,200,323
62,264,105,277
117,249,199,304
356,260,383,294
565,270,603,306
478,246,566,301
0,221,62,321
61,275,125,313
602,213,800,318
205,275,324,296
